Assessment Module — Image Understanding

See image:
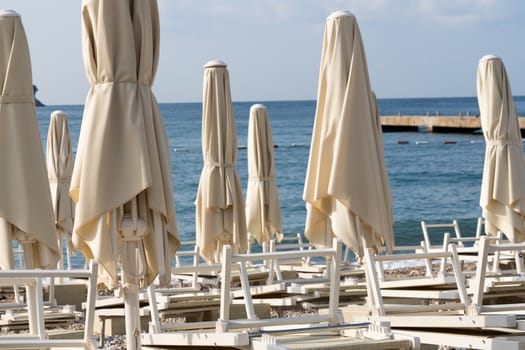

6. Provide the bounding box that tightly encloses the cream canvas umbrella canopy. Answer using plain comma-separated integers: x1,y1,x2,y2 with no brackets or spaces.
303,10,394,258
196,60,247,263
71,1,179,348
370,91,394,250
0,10,59,271
246,104,283,246
46,110,75,269
478,55,525,242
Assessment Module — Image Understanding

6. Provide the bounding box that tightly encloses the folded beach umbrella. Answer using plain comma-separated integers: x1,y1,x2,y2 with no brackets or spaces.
303,11,394,257
246,104,283,246
71,1,179,347
196,60,247,263
478,55,525,242
0,10,59,270
46,110,75,268
370,91,394,250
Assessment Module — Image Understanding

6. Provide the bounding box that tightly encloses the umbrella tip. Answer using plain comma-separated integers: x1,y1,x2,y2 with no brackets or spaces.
50,110,68,121
479,54,500,63
51,110,68,117
204,60,227,68
0,9,19,17
250,104,266,112
327,10,354,20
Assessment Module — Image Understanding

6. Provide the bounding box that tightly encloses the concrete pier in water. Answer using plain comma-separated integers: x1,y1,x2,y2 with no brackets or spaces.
381,115,525,134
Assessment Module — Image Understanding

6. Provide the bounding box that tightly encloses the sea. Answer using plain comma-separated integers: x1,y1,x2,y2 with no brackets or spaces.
33,96,525,267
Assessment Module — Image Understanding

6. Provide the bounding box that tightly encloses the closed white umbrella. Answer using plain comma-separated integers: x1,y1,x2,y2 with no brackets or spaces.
0,10,59,271
303,11,394,257
370,91,394,250
478,55,525,242
71,1,179,348
196,60,247,263
246,104,283,246
46,110,75,269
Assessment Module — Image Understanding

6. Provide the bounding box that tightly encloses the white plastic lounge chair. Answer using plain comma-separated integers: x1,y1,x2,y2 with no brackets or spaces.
469,236,525,315
361,245,517,329
389,237,525,349
142,240,418,349
420,219,464,252
0,260,98,349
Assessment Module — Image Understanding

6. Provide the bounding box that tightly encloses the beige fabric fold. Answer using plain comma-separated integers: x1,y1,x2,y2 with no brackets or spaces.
245,104,283,245
47,111,75,248
71,0,179,288
303,11,394,257
478,55,525,242
369,90,394,251
0,11,59,269
196,60,247,263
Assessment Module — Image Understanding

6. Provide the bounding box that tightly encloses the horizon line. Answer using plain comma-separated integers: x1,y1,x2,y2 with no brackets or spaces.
38,95,525,107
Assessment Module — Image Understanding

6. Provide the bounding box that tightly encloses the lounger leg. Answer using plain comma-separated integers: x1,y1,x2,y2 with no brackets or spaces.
98,316,106,348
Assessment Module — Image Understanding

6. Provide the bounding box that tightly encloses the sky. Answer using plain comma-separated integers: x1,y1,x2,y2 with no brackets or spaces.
0,0,524,106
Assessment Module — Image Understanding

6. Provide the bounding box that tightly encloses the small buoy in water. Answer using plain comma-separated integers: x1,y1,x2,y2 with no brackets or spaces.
443,140,457,144
396,140,409,144
416,141,429,145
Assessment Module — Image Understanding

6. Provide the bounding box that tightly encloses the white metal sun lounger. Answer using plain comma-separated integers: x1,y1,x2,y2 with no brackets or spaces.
365,246,468,314
420,218,519,272
268,236,367,287
142,240,419,349
356,238,525,349
0,260,98,349
469,236,525,315
420,218,488,254
394,328,525,350
389,237,525,350
362,245,518,329
420,219,464,252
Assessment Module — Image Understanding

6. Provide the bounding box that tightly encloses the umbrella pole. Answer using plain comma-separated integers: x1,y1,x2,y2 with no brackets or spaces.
0,218,15,268
57,230,64,270
1,221,22,304
324,220,332,278
119,200,146,350
57,231,64,283
66,240,72,270
21,242,35,270
123,266,141,350
20,236,38,335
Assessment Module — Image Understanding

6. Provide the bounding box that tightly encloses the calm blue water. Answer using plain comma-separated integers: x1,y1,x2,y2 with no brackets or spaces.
34,96,525,265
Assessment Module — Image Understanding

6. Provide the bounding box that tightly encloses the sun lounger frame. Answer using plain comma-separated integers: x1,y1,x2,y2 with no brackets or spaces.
395,328,525,350
142,241,410,348
470,236,525,315
364,245,469,317
421,219,463,251
217,239,343,332
0,260,98,349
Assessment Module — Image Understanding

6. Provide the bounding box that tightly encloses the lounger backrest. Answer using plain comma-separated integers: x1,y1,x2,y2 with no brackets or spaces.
217,239,343,332
470,237,525,315
421,220,462,250
0,260,98,349
364,246,469,317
